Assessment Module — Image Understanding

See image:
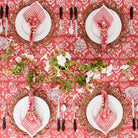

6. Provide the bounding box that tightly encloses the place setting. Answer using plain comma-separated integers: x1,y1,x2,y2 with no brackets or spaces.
7,88,55,137
125,87,138,131
9,0,58,48
79,1,128,53
47,86,78,132
0,4,10,50
78,83,130,137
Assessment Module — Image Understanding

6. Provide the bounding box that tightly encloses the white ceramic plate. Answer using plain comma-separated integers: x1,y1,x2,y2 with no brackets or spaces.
85,8,122,44
15,6,51,41
13,96,50,137
86,95,123,134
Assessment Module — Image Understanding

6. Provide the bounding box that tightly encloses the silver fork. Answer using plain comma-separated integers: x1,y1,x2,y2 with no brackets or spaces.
129,20,136,35
2,99,6,130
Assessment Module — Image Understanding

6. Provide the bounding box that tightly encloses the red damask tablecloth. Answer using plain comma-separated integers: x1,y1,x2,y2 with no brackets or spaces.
0,0,138,138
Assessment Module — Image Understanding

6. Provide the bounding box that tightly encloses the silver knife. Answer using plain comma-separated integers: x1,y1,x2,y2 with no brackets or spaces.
132,99,136,130
57,97,60,131
74,7,78,38
5,5,9,37
59,7,63,34
72,101,77,131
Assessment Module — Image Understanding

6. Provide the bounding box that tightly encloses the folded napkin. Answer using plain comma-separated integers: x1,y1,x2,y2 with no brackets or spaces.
23,1,46,46
93,5,113,51
94,89,116,134
21,92,42,136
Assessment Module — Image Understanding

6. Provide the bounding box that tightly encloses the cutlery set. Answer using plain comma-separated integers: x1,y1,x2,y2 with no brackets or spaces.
59,7,78,36
57,99,77,132
0,5,9,36
129,6,136,35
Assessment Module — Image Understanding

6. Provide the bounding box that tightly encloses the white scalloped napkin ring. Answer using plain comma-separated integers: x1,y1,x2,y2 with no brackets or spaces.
23,1,46,46
21,92,42,137
94,89,116,134
93,4,114,51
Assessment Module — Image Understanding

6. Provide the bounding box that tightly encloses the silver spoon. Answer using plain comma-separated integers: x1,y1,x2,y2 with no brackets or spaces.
61,104,66,131
0,6,3,34
69,7,74,35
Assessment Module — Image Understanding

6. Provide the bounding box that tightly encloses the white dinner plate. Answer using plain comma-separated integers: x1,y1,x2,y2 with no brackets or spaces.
86,95,123,134
85,8,122,44
13,96,50,137
15,6,51,41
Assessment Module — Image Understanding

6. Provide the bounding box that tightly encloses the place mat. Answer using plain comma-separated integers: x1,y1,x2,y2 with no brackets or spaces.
78,83,130,137
79,1,128,53
9,0,58,49
7,88,55,137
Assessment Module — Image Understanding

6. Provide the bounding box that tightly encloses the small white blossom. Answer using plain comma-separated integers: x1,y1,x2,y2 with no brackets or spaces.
106,64,113,76
65,52,71,60
25,86,30,90
129,74,134,80
33,77,35,82
44,61,50,72
93,72,100,80
102,64,113,77
86,70,94,78
57,54,66,67
76,88,84,93
86,77,90,83
120,64,129,70
15,56,22,63
101,68,107,74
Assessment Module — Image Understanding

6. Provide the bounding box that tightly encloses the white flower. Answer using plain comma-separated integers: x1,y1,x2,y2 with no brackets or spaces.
33,76,35,82
44,61,49,72
86,71,94,83
86,70,94,78
129,74,134,80
87,84,95,93
76,88,84,93
24,53,34,60
15,56,22,63
25,86,30,90
57,54,66,67
86,77,90,83
106,64,113,76
93,72,100,80
65,52,71,60
101,68,107,74
130,76,134,80
107,64,113,72
102,64,113,77
120,64,129,70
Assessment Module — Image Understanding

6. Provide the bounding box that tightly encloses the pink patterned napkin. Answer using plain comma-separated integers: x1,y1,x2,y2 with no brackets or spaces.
21,92,42,136
94,89,116,134
23,2,46,46
93,5,113,51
